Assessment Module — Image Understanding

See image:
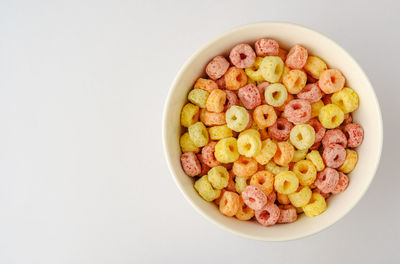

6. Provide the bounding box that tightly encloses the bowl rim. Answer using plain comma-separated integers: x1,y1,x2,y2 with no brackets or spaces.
162,21,383,241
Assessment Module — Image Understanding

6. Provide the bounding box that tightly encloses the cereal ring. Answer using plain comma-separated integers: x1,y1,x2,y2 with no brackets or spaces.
344,123,364,148
306,150,325,172
194,175,221,202
273,141,295,166
288,186,312,207
226,170,236,192
242,185,268,210
223,90,239,111
264,83,288,107
331,87,359,114
250,170,274,195
275,93,294,112
302,193,327,217
255,38,279,57
208,166,230,189
237,129,262,158
230,43,256,68
235,197,255,220
274,171,299,194
209,125,233,141
180,152,201,177
266,161,289,175
201,141,221,167
322,129,347,149
238,84,261,110
303,56,328,79
339,149,358,173
318,104,344,129
254,139,277,165
219,191,241,216
194,78,218,93
260,56,284,83
180,132,200,153
253,104,277,129
245,57,265,82
318,69,345,94
197,154,210,176
314,167,339,193
323,144,346,168
297,83,323,103
180,103,199,127
216,76,226,89
206,55,230,80
277,205,297,223
188,122,209,147
259,127,269,140
235,176,248,194
283,70,307,94
290,124,315,150
293,160,317,186
305,118,326,144
310,100,324,118
284,99,311,125
331,172,349,194
292,149,308,162
257,81,270,104
200,108,226,126
277,193,290,205
188,88,209,109
225,67,248,90
255,201,280,226
277,48,288,61
206,89,226,113
225,105,250,132
232,156,258,178
267,191,277,203
285,44,308,69
268,118,293,141
214,137,240,163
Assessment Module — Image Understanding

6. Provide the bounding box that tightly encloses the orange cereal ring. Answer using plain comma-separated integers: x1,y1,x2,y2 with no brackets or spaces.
224,67,247,90
194,78,218,93
232,156,258,178
273,141,294,166
200,108,226,126
277,193,291,205
219,191,241,216
206,89,226,113
250,170,274,195
226,170,237,192
235,197,255,220
277,48,288,61
253,105,277,129
318,69,345,94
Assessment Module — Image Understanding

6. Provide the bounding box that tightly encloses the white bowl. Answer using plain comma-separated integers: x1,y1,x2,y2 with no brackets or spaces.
163,22,383,241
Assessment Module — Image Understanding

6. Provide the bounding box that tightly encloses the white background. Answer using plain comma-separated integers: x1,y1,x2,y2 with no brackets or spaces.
1,0,399,263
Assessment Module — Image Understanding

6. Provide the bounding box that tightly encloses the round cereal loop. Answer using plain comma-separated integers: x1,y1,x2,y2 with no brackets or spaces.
292,149,308,162
290,124,315,150
293,160,317,186
255,38,279,57
339,149,358,173
255,201,280,226
332,87,359,114
297,83,323,103
250,170,274,196
180,152,201,177
253,105,277,129
188,122,209,147
194,175,221,202
275,93,294,112
201,141,221,167
245,57,265,83
277,48,288,61
232,156,258,178
266,161,289,175
260,56,284,83
267,191,277,203
208,125,233,141
214,137,240,163
283,70,307,94
273,141,295,166
237,129,262,158
229,43,256,68
188,88,209,109
208,166,229,189
242,185,268,210
235,176,248,194
288,186,312,207
216,76,226,89
223,90,239,111
306,119,326,144
277,193,291,205
344,123,364,148
180,103,199,127
197,154,210,176
277,205,297,223
194,78,218,93
226,170,236,192
310,100,324,118
323,144,346,168
322,129,347,149
225,105,250,132
206,89,226,113
302,193,327,217
303,56,328,79
235,197,255,220
225,67,248,90
284,99,311,125
268,118,293,141
318,104,344,129
285,44,308,69
254,139,277,165
264,83,288,107
238,84,261,110
274,171,299,194
257,81,270,104
219,191,241,216
180,132,200,153
306,150,325,171
332,172,350,194
315,167,339,193
206,55,230,80
200,109,226,126
318,69,345,94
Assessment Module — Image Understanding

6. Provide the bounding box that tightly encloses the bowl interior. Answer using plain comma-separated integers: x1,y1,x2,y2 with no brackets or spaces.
163,23,382,241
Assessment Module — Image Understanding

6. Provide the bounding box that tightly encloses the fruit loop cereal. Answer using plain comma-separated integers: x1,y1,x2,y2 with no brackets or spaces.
179,37,364,227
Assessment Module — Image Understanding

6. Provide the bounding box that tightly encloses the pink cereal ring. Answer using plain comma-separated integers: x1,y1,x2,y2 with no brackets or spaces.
206,55,230,80
297,83,323,103
201,141,221,167
238,84,261,110
197,154,210,176
306,118,326,143
216,76,226,89
332,172,350,194
242,185,268,210
255,38,279,57
223,90,239,111
322,129,347,148
268,118,294,141
344,123,364,148
229,43,256,68
267,191,277,203
313,188,331,199
255,201,280,226
257,81,270,104
284,99,311,125
277,205,297,224
318,69,345,94
285,44,308,69
180,152,201,176
323,144,346,168
315,167,339,193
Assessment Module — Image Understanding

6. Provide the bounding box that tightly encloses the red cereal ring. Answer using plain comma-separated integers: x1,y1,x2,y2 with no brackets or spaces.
268,118,294,141
229,43,256,68
297,83,323,103
216,76,226,89
201,141,221,167
267,191,277,203
313,188,331,199
322,94,332,105
238,84,262,110
255,201,280,226
257,81,270,104
223,90,239,111
322,144,346,168
331,172,349,194
344,123,364,148
284,99,311,125
322,129,347,148
310,141,321,150
180,152,201,176
197,154,210,176
206,55,230,80
226,170,237,192
315,167,339,193
255,38,279,57
285,44,308,69
242,185,268,210
277,205,297,224
306,118,326,143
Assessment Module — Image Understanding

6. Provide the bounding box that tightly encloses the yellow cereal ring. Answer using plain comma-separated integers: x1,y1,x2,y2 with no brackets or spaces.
260,56,284,83
208,125,233,140
303,56,328,79
194,78,218,93
180,103,199,128
208,166,229,189
254,138,277,165
302,193,327,217
235,197,255,220
293,160,317,186
306,150,325,172
235,176,248,194
245,57,265,82
283,70,307,94
188,88,209,108
292,149,308,162
188,122,209,147
331,87,359,114
214,137,240,163
194,175,221,202
264,83,288,107
180,132,200,153
319,104,344,129
288,186,312,207
311,100,324,118
266,161,289,175
290,124,315,150
250,170,274,195
277,193,291,205
273,141,295,166
274,171,299,194
237,129,262,158
339,149,358,173
206,89,226,113
225,105,250,132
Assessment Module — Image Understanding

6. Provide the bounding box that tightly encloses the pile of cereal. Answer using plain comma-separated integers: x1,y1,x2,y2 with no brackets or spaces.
179,38,364,226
